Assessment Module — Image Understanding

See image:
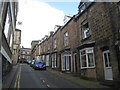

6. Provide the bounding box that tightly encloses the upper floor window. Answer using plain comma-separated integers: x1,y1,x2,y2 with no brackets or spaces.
64,32,69,46
80,48,95,69
22,51,25,54
48,43,50,50
27,52,29,54
4,5,11,38
44,45,45,52
54,39,57,49
10,34,13,50
81,22,90,39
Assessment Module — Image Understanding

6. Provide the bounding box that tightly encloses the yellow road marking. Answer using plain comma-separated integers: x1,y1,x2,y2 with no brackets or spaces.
14,65,21,89
14,72,19,88
18,65,21,89
14,81,17,88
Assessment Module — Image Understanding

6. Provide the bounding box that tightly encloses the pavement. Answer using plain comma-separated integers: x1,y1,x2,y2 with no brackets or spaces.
1,64,116,89
46,68,112,88
2,64,19,89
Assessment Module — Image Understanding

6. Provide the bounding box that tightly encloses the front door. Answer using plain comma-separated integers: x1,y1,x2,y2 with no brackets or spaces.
103,50,113,80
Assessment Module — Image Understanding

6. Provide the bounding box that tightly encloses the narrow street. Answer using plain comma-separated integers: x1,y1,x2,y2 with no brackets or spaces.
10,64,84,88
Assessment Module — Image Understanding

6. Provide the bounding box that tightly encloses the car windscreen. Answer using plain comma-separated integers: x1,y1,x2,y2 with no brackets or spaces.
35,60,44,64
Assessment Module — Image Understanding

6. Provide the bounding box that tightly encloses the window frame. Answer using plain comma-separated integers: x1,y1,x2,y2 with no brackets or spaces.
80,48,95,69
118,2,120,11
81,22,90,39
54,39,57,49
103,50,111,68
64,32,69,46
4,5,11,38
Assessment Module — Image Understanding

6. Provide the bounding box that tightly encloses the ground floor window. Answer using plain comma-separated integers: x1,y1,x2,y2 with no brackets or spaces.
61,52,71,71
46,55,50,66
80,48,95,69
52,53,57,68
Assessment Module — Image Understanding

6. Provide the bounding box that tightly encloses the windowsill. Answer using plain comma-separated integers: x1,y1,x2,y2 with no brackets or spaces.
64,45,69,47
81,35,91,42
81,66,95,69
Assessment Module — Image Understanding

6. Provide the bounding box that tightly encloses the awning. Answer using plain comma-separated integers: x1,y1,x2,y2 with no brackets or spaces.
1,46,12,63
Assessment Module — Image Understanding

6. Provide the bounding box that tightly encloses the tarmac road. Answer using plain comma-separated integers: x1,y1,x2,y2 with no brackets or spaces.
10,63,84,88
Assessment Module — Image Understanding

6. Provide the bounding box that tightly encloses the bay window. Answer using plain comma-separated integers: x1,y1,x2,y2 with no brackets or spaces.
80,48,95,69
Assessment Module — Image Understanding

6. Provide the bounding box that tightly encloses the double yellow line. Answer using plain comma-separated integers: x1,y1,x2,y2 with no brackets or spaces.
14,65,21,89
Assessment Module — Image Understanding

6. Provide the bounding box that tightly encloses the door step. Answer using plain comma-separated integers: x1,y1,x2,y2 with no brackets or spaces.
100,80,114,87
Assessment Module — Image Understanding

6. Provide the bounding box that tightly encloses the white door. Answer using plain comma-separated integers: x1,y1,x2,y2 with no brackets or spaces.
103,50,113,80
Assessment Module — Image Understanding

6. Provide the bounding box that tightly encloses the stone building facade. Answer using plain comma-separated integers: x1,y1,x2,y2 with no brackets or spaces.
31,2,120,85
31,40,39,60
75,2,120,83
0,1,18,86
12,29,21,64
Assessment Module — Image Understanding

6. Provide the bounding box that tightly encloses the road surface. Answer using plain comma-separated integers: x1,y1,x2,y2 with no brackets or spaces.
10,64,84,88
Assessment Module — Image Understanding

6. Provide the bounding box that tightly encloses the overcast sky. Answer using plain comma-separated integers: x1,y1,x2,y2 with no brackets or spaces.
16,0,79,48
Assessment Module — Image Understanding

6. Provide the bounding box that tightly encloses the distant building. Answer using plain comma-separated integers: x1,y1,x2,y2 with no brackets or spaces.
31,40,40,60
19,47,31,62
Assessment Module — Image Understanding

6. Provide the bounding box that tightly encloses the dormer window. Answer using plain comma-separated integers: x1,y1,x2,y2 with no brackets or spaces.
79,3,86,13
78,2,93,13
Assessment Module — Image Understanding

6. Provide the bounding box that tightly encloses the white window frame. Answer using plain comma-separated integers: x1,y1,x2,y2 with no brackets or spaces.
82,21,90,39
10,33,13,49
54,39,57,49
83,28,90,39
48,43,50,50
103,50,111,68
80,48,95,69
64,32,69,46
65,56,71,71
80,3,86,13
4,6,11,38
52,53,57,68
22,51,25,54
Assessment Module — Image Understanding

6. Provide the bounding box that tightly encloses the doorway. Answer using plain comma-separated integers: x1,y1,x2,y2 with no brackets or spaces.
103,50,113,80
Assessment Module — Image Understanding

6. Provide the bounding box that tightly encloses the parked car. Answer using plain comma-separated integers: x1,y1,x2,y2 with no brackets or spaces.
34,60,46,70
30,60,35,67
27,60,32,64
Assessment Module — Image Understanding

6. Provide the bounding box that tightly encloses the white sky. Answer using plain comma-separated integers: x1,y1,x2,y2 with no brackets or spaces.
16,0,65,48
